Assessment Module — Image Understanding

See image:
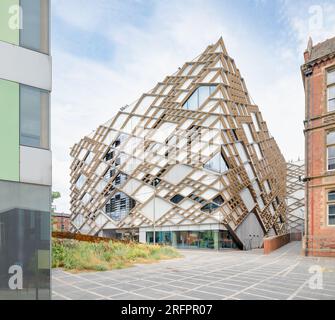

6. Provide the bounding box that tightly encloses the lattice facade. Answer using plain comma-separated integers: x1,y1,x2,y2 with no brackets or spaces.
69,38,287,249
286,161,305,233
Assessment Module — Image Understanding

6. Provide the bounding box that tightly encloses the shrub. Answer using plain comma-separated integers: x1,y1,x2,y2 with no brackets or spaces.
52,238,181,272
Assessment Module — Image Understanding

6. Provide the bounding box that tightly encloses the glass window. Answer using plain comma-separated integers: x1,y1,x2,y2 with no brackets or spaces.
170,194,184,204
242,123,254,144
327,131,335,145
0,180,50,300
213,195,224,205
254,143,263,160
20,85,49,149
327,70,335,112
183,85,217,110
20,0,49,54
201,203,219,213
251,113,260,132
327,131,335,171
327,70,335,85
204,152,229,173
328,191,335,226
84,151,94,165
235,142,249,163
329,191,335,201
75,174,86,190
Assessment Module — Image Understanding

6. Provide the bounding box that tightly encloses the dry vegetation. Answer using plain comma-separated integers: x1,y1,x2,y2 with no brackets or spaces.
52,238,181,272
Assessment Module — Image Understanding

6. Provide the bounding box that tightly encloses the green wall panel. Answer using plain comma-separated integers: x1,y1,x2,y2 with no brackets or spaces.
0,0,20,45
0,79,19,181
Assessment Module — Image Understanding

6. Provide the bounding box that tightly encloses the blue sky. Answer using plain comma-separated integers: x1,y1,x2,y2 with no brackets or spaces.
51,0,335,212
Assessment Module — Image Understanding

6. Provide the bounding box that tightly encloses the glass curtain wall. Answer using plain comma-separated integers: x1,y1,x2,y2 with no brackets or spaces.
146,230,238,249
0,181,50,300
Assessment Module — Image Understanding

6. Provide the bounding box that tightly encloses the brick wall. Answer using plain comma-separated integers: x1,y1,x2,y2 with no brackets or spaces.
303,50,335,257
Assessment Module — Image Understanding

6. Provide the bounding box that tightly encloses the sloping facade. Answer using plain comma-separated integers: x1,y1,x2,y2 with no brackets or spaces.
70,38,287,250
286,161,305,233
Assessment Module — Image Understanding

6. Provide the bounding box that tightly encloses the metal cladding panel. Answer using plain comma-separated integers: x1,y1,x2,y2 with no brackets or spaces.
0,0,19,45
0,41,51,90
20,146,52,186
0,79,19,182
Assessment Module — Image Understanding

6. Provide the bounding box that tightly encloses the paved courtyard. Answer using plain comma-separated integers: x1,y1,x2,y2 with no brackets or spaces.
52,241,335,300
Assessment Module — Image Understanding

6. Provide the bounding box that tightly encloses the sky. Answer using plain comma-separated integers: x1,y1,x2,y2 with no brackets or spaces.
51,0,335,213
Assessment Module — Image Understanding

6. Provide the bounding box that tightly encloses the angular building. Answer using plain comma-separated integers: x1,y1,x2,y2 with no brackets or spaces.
0,1,52,299
302,37,335,256
70,38,287,250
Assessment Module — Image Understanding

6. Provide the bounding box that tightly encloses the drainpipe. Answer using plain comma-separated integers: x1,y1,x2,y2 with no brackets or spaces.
303,66,313,256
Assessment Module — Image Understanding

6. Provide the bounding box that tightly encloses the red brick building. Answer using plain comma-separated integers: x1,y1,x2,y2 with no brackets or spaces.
52,212,71,232
301,37,335,256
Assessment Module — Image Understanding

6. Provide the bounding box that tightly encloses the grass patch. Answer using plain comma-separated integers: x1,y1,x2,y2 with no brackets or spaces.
52,239,181,272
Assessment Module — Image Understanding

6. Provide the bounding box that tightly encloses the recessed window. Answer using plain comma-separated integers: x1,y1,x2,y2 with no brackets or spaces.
20,0,50,54
104,150,114,161
327,131,335,171
204,152,229,173
84,152,94,165
254,143,263,160
171,194,184,204
327,70,335,112
20,85,49,149
151,178,161,187
242,123,254,144
328,191,335,226
213,195,224,205
201,203,219,213
251,113,261,132
75,174,86,190
183,85,217,110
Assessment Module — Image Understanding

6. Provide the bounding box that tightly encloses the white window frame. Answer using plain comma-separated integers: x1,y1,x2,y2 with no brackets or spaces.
327,131,335,172
327,69,335,112
327,191,335,226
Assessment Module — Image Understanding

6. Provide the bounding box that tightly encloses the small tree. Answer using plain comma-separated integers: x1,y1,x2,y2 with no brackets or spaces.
51,191,61,231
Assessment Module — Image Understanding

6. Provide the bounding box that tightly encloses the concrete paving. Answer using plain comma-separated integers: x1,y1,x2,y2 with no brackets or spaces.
52,241,335,300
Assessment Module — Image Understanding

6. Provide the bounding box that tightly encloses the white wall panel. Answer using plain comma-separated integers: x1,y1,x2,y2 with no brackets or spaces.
20,146,52,186
0,41,51,90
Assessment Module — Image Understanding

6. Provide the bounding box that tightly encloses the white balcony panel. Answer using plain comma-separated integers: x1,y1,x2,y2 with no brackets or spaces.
0,41,51,91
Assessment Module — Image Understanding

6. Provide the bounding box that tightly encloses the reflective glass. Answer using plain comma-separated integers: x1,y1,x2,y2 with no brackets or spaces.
0,181,50,300
328,86,335,100
204,152,229,173
20,0,49,54
327,132,335,145
329,99,335,112
183,85,217,110
20,85,49,149
328,191,335,201
328,70,335,85
329,204,335,225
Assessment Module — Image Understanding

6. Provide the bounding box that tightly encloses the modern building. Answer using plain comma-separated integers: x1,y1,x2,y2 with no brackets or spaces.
70,38,287,250
286,160,305,234
302,37,335,256
0,0,52,299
